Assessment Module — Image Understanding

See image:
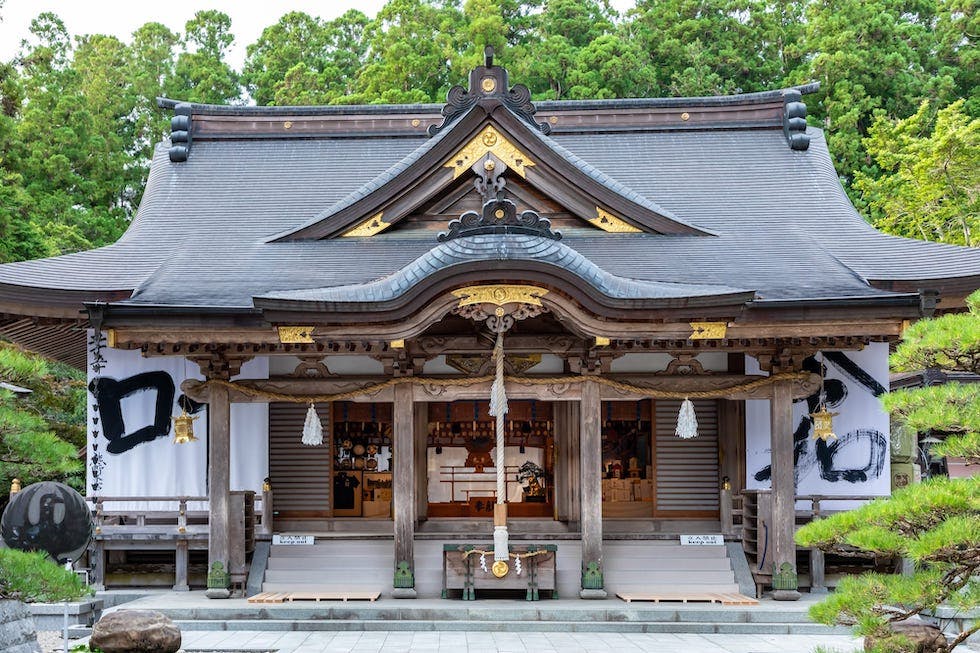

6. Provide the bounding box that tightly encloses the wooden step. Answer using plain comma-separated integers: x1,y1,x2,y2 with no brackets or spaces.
616,591,758,605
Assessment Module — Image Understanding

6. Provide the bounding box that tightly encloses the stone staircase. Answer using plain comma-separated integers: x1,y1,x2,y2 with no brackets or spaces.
141,600,848,635
261,537,743,599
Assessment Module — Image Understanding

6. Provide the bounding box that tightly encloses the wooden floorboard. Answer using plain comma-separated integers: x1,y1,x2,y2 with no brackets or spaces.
249,590,380,603
616,591,758,605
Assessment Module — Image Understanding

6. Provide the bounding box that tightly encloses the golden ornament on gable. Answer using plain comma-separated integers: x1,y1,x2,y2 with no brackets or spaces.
446,126,535,179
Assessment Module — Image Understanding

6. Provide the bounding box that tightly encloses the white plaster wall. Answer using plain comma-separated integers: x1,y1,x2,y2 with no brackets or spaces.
609,352,728,373
86,331,269,503
745,343,891,508
268,355,384,376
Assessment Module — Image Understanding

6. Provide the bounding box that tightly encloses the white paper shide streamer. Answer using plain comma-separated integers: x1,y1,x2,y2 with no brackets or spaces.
302,403,323,446
675,398,698,439
488,331,510,563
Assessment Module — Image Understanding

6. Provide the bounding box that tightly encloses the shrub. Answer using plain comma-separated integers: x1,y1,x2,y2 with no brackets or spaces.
0,548,90,602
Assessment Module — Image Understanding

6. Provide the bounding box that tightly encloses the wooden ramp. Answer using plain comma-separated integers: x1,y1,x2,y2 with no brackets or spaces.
248,589,380,603
616,591,758,605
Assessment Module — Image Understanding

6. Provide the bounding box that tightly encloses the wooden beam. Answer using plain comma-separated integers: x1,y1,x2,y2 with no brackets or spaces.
391,383,417,598
579,379,606,598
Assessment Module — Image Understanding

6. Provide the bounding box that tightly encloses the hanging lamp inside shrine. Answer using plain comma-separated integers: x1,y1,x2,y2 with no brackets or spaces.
675,398,698,439
302,402,324,446
172,407,199,444
810,353,838,441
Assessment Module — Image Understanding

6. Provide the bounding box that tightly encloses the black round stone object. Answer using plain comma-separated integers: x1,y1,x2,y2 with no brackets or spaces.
1,481,92,563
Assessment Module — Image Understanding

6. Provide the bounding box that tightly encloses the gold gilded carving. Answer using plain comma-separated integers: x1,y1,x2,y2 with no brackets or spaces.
590,207,642,233
278,326,315,344
341,212,388,237
689,322,728,340
452,284,548,307
445,126,535,179
594,336,610,347
446,353,542,375
481,77,496,93
390,339,406,349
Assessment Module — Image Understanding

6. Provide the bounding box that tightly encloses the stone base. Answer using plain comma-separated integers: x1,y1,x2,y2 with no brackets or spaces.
205,588,231,599
392,588,417,599
809,587,829,595
579,589,607,600
772,589,802,601
0,600,41,653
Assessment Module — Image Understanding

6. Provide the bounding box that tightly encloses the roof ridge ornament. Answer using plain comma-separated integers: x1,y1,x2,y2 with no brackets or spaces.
428,46,551,137
438,198,562,242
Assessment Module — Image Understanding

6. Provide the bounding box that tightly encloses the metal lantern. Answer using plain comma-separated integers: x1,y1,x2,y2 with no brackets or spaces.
172,408,199,444
810,405,838,441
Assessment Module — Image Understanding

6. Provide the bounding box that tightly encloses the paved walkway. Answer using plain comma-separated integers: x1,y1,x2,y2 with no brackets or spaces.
179,630,863,652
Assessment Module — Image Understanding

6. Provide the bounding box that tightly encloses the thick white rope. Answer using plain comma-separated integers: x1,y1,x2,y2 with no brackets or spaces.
488,331,509,562
488,331,508,503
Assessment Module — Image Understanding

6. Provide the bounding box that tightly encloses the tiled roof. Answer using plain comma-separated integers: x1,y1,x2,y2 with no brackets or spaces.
0,92,976,311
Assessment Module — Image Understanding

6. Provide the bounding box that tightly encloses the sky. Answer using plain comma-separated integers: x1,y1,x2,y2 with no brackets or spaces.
0,0,637,71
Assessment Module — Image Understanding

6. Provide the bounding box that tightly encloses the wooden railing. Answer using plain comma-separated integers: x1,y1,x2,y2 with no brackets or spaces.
726,489,881,594
85,488,273,592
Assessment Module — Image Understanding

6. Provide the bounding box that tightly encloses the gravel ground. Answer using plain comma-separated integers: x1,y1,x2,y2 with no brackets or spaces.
37,630,73,652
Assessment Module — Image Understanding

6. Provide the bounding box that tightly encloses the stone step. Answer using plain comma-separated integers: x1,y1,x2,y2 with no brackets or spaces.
170,618,850,635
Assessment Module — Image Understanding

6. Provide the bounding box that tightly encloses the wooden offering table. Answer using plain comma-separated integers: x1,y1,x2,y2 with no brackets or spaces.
442,543,557,601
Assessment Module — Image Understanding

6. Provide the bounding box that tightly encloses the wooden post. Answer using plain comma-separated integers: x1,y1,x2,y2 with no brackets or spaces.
174,541,190,591
770,378,801,600
579,379,606,598
720,484,734,537
260,483,273,536
808,497,827,593
206,381,232,598
392,382,417,598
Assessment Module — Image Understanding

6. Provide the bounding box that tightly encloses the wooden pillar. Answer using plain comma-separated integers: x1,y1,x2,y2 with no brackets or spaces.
392,382,417,598
206,381,232,598
579,379,606,598
770,378,801,600
415,403,428,522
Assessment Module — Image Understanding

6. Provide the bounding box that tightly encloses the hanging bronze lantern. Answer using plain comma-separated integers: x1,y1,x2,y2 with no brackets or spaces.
810,405,838,441
172,408,199,444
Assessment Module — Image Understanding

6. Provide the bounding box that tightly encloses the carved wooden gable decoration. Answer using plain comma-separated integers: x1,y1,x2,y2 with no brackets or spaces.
273,48,712,242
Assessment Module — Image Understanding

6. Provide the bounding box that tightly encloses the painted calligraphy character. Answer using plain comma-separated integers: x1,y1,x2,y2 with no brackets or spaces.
89,371,176,454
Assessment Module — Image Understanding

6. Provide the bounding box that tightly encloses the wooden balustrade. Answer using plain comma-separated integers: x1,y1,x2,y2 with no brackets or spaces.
85,493,257,592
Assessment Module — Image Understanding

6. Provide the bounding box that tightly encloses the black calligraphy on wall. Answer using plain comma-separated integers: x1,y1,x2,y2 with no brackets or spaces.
754,352,888,486
88,332,107,492
89,371,176,454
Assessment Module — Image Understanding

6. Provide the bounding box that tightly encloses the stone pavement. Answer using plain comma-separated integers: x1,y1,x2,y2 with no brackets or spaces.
178,629,863,652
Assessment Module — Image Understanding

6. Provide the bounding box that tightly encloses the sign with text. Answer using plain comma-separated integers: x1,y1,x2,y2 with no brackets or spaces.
273,534,314,546
680,534,724,546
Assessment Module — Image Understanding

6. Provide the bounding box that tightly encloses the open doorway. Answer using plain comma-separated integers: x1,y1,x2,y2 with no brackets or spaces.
426,400,555,518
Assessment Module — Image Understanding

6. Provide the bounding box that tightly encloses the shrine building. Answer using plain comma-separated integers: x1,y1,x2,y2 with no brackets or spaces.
2,51,979,601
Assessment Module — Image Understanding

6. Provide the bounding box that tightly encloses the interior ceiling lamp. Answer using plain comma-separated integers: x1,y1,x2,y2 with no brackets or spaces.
172,407,199,444
810,352,838,441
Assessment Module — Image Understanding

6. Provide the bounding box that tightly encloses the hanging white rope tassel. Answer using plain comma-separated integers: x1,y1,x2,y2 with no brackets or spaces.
302,402,323,446
675,398,699,439
488,331,510,564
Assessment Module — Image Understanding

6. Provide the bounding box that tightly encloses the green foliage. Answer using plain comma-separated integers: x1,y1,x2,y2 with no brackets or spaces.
0,343,84,497
799,291,980,650
797,476,980,649
888,289,980,464
0,549,90,602
855,100,980,246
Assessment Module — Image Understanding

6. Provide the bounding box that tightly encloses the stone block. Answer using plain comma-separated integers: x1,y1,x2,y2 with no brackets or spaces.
0,600,41,653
